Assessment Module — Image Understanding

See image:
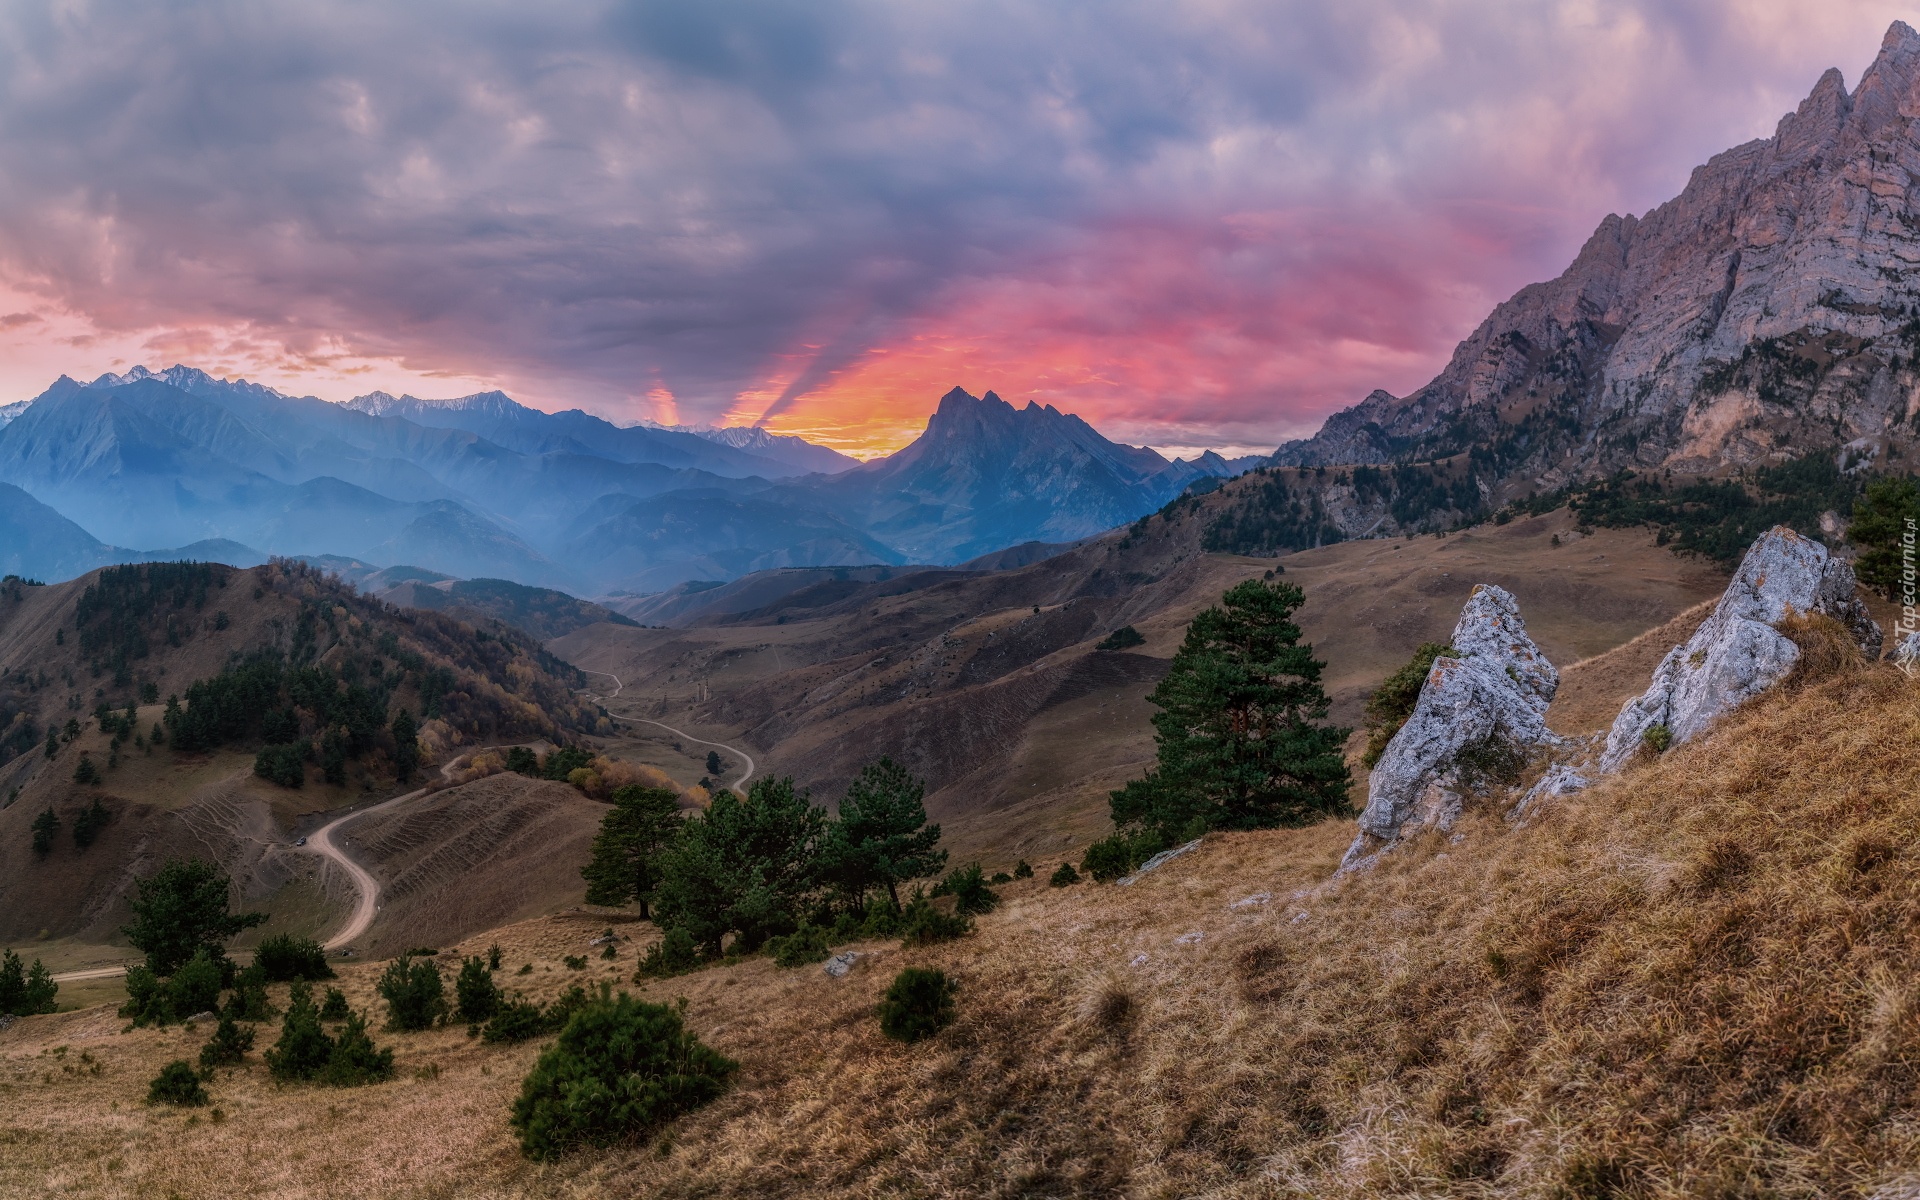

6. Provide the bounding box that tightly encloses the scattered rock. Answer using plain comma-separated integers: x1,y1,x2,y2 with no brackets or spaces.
1599,527,1881,772
1116,837,1205,886
823,952,863,978
183,1011,217,1025
1341,584,1559,871
1173,931,1205,945
1229,892,1272,910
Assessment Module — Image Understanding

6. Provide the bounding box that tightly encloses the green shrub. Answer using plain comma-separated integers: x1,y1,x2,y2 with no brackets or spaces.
402,947,440,957
898,897,972,948
988,871,1012,884
198,1011,255,1068
563,954,588,971
225,965,274,1022
320,1010,395,1087
1013,860,1033,879
1361,642,1457,767
829,911,862,942
253,743,305,788
634,928,701,979
264,983,334,1082
481,998,551,1044
377,955,447,1031
1049,862,1082,887
488,944,503,971
455,956,503,1024
858,900,903,939
936,863,999,916
1643,724,1673,753
147,1060,210,1106
318,987,351,1021
876,968,959,1043
506,746,540,776
253,934,335,982
768,924,830,968
0,948,58,1016
1081,829,1166,882
1095,626,1146,651
509,989,738,1161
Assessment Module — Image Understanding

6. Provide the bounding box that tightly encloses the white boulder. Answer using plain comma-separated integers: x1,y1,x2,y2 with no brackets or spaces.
1340,584,1559,871
1599,527,1880,772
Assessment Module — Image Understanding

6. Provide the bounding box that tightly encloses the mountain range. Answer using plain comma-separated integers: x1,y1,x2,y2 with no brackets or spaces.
1251,21,1920,546
0,367,1251,596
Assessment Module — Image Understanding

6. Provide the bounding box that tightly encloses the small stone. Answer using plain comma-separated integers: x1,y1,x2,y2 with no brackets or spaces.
1173,931,1205,945
1228,892,1272,910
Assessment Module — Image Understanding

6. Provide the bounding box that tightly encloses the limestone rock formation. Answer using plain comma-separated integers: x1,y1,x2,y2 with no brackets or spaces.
1599,527,1881,772
1266,23,1920,537
1340,584,1558,870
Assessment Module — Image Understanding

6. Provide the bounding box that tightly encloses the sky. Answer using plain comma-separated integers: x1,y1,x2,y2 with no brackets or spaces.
0,2,1909,460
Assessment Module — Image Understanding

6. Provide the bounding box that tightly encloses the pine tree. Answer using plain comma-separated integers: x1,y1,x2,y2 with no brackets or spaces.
1850,476,1920,601
264,982,334,1081
818,758,946,910
649,777,827,955
579,785,683,918
29,807,58,857
198,1010,255,1068
1107,578,1352,844
121,858,267,975
377,954,447,1031
0,947,58,1015
320,1010,395,1086
454,955,503,1024
390,710,419,784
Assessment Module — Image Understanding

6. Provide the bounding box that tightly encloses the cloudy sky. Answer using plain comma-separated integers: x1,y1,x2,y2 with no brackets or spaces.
0,1,1907,458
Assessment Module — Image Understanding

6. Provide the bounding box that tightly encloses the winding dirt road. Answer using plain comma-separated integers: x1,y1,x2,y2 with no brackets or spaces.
578,669,757,791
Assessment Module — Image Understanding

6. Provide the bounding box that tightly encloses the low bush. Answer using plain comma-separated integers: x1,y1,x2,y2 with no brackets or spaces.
1049,862,1082,887
877,968,959,1043
264,983,333,1082
481,998,551,1044
1095,626,1146,651
253,933,335,982
147,1060,210,1106
563,954,588,971
768,924,830,968
198,1011,255,1068
319,1011,395,1086
509,988,738,1161
455,955,503,1024
936,863,999,916
1013,859,1034,879
318,987,351,1021
898,897,972,948
858,901,903,939
378,955,447,1031
224,965,275,1022
633,928,701,979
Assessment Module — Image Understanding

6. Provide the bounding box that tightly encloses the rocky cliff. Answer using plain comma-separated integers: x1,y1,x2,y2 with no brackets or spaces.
1270,23,1920,526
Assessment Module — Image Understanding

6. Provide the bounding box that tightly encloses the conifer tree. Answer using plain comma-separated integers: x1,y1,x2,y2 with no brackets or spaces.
29,806,58,857
0,948,58,1015
264,982,334,1081
579,785,683,918
818,758,946,910
121,858,267,975
1106,578,1351,846
390,710,419,784
650,777,826,955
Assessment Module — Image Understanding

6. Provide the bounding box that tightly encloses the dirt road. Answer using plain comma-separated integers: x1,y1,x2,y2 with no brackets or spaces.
578,668,757,791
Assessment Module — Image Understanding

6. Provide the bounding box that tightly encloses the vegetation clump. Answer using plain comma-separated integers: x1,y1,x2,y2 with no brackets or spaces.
147,1060,210,1107
876,967,959,1043
1360,642,1456,767
198,1011,255,1068
0,948,57,1016
454,955,503,1024
1094,625,1146,650
377,955,447,1031
1049,862,1081,887
252,933,336,982
509,988,738,1161
121,857,266,976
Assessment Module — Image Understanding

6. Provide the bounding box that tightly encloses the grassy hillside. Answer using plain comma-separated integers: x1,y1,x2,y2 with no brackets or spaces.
2,639,1915,1197
0,558,601,949
553,485,1732,869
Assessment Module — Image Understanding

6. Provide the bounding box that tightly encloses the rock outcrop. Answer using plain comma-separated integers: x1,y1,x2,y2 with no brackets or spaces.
1599,527,1881,771
1267,23,1920,536
1340,584,1559,870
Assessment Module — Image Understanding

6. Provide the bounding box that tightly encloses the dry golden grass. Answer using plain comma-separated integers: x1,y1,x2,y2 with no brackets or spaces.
8,660,1920,1197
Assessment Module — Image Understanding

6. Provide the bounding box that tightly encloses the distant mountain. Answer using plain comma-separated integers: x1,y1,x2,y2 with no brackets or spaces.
364,504,573,591
343,390,800,479
0,482,115,580
779,388,1197,562
603,564,944,626
564,490,905,592
631,421,861,475
0,400,29,427
368,576,638,639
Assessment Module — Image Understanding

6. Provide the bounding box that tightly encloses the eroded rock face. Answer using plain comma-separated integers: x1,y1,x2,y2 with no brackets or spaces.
1600,527,1881,772
1340,584,1558,871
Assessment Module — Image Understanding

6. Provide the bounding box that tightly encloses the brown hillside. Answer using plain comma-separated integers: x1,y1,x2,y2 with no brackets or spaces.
0,558,599,961
553,485,1727,868
5,655,1918,1197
